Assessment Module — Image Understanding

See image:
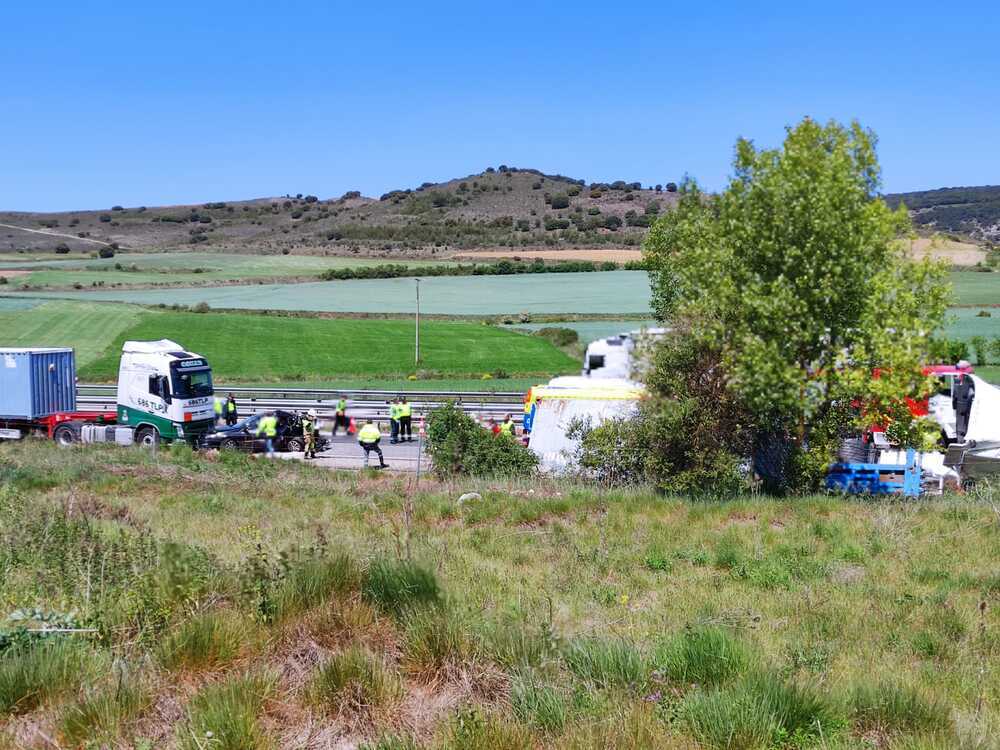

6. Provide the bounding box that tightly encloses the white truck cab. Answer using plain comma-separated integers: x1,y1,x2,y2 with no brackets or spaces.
116,339,215,445
582,327,668,379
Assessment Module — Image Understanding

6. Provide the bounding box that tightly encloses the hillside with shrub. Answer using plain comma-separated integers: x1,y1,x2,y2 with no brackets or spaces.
886,185,1000,242
0,168,678,259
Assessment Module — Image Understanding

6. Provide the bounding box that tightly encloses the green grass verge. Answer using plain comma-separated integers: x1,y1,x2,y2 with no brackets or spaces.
1,443,999,746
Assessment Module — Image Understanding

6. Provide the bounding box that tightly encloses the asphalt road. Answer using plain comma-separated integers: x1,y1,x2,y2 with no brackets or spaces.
278,432,429,472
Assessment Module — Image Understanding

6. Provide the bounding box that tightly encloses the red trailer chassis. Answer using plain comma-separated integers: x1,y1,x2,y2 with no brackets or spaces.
0,410,118,440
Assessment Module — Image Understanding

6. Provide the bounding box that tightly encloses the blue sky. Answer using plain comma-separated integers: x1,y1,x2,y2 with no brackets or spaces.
2,1,997,211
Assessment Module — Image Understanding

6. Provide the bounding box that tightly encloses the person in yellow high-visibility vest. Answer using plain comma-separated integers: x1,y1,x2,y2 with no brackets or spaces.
213,397,224,425
255,412,279,458
499,413,517,438
388,397,401,444
398,397,413,442
225,393,238,425
358,419,388,468
301,409,318,459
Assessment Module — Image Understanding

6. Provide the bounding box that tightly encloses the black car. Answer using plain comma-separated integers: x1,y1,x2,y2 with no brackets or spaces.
201,410,329,453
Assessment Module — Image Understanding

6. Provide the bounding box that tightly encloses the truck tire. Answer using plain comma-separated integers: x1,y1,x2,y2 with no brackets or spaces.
134,425,160,448
53,422,82,446
285,437,304,452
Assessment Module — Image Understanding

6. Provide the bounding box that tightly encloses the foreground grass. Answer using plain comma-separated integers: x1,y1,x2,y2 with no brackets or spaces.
1,442,998,748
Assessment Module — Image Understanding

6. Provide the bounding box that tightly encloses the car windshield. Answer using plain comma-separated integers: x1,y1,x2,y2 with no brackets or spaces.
170,365,213,398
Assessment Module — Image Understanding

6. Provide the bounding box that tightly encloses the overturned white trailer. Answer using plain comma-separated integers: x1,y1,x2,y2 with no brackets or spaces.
526,376,645,473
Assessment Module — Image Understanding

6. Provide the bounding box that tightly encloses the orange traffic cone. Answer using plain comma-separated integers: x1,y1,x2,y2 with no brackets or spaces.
348,417,357,435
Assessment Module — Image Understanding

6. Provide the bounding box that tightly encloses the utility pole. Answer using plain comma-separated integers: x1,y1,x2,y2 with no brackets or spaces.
415,278,421,364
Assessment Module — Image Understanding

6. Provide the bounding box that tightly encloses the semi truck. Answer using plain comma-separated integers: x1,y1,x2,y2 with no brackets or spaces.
0,340,215,446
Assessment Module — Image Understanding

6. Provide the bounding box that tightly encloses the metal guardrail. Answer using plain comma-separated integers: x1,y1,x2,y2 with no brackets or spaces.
74,385,527,424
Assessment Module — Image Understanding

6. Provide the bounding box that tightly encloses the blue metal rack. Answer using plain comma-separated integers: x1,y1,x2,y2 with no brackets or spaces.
826,448,922,497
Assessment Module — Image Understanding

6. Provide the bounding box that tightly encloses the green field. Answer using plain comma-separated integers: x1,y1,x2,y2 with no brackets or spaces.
1,442,998,748
1,271,653,314
0,301,576,382
0,301,146,366
5,269,996,315
0,251,452,289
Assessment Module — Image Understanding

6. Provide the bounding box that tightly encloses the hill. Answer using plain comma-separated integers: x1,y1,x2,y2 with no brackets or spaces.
886,185,1000,243
0,168,678,259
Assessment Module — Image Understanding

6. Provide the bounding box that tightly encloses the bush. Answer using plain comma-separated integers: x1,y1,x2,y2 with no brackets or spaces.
98,246,114,259
0,642,93,715
566,416,649,485
191,302,211,313
54,243,70,254
550,193,570,210
970,335,989,365
58,682,147,746
308,647,400,715
362,559,439,615
653,626,752,687
179,673,275,750
425,402,538,478
99,214,112,223
274,554,358,620
563,638,646,690
928,337,970,364
848,680,949,734
156,611,248,671
604,214,623,230
533,327,578,347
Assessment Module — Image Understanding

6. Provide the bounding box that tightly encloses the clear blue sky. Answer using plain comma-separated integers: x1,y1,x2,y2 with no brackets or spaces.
3,1,997,211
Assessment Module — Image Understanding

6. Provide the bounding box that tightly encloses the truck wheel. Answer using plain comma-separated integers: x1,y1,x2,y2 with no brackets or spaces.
220,438,239,451
134,425,160,448
53,422,81,446
286,438,304,452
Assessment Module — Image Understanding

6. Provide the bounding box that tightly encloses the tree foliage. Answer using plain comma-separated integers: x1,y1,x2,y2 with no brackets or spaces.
642,118,951,492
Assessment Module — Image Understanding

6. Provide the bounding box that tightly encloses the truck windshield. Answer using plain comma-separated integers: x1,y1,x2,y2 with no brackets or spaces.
171,366,213,398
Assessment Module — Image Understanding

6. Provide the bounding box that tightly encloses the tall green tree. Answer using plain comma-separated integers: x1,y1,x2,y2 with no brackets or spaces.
643,118,950,491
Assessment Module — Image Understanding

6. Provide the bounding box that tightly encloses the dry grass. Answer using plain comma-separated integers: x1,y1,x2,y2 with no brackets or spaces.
452,248,644,263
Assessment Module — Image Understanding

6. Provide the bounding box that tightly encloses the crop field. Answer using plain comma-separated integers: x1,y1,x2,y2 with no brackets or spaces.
0,252,453,289
1,442,998,748
1,271,655,315
5,270,996,316
0,301,576,382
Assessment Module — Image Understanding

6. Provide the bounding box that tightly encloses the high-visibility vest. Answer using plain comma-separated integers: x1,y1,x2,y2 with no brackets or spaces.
214,398,223,415
227,400,236,413
256,415,278,438
399,402,412,418
358,423,381,443
500,420,515,436
302,418,314,435
389,403,401,420
337,399,347,414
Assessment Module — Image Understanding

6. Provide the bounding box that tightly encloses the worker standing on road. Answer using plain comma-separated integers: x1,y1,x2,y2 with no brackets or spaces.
302,409,318,459
255,412,279,458
213,396,224,425
389,397,401,444
398,396,413,442
358,419,388,469
500,413,517,438
333,396,348,435
225,393,238,426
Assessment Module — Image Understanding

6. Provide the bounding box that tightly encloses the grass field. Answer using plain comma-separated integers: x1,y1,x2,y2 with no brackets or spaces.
1,271,655,314
5,270,996,316
0,252,452,289
0,301,577,382
1,442,998,748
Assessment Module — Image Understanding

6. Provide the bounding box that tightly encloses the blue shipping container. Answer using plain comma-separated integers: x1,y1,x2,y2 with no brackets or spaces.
0,348,77,419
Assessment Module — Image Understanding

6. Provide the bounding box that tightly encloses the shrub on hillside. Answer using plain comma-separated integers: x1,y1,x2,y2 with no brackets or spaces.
533,327,578,347
550,194,570,210
99,214,112,223
426,402,537,477
54,243,70,254
98,246,114,259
